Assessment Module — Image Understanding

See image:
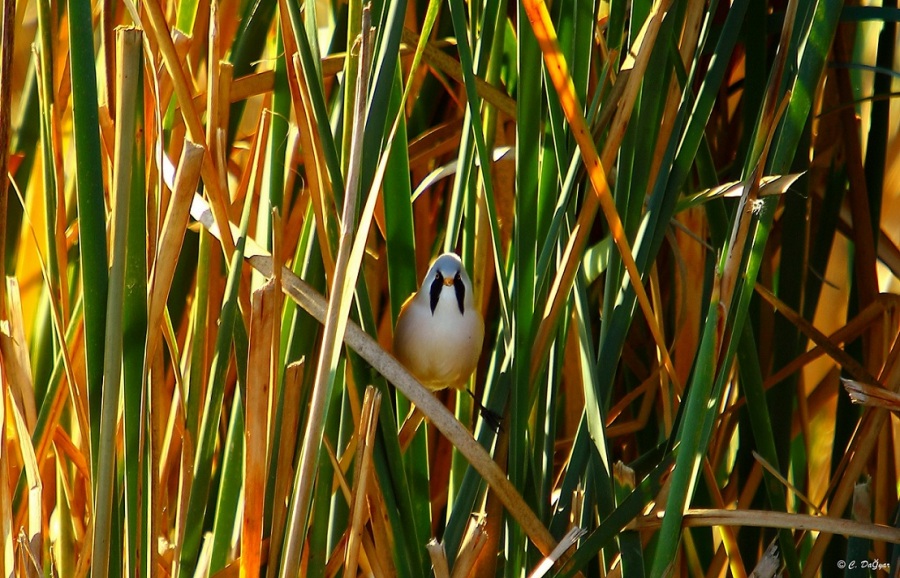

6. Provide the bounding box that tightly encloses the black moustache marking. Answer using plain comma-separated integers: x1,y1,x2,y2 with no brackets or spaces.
429,271,442,314
453,273,465,314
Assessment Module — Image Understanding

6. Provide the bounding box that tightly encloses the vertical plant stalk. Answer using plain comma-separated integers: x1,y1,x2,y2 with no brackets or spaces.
91,26,141,578
68,0,110,465
178,148,256,578
120,46,146,577
832,31,881,341
35,0,70,325
0,0,14,316
426,541,450,578
0,373,10,570
146,141,205,363
342,387,381,578
279,8,373,574
288,49,337,278
648,273,721,578
265,361,305,575
141,0,236,259
340,0,362,174
241,280,277,578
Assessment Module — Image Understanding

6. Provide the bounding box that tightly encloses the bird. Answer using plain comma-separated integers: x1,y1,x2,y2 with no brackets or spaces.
394,252,484,389
393,252,498,429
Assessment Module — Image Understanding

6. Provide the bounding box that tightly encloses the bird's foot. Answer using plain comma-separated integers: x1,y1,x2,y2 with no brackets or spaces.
467,389,502,433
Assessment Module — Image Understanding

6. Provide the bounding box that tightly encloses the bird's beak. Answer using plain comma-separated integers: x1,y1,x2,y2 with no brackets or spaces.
443,276,455,287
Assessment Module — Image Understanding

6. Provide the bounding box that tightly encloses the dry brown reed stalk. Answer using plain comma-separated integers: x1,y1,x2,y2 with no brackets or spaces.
843,378,900,412
755,284,876,383
751,451,821,514
630,508,900,544
147,141,204,363
343,386,381,578
266,360,305,575
426,539,450,578
241,279,278,578
142,0,236,259
450,516,489,578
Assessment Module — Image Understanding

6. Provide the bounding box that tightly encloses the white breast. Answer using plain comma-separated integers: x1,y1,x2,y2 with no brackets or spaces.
393,285,484,390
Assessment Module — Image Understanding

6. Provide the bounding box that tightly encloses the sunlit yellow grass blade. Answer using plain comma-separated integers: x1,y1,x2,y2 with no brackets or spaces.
10,388,41,567
0,362,12,573
147,141,204,363
3,298,40,564
1,279,37,428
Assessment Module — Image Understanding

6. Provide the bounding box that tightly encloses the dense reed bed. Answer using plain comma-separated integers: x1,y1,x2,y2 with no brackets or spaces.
1,0,900,575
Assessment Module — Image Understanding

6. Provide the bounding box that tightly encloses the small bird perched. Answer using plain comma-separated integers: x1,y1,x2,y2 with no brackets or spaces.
393,252,484,391
393,252,500,431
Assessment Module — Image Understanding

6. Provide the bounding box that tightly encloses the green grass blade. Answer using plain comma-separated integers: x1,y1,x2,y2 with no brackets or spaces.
508,0,541,569
91,27,141,578
121,36,147,576
209,391,244,571
178,180,255,577
282,0,345,196
647,273,720,578
67,0,110,468
737,322,802,575
446,0,512,344
226,0,278,145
